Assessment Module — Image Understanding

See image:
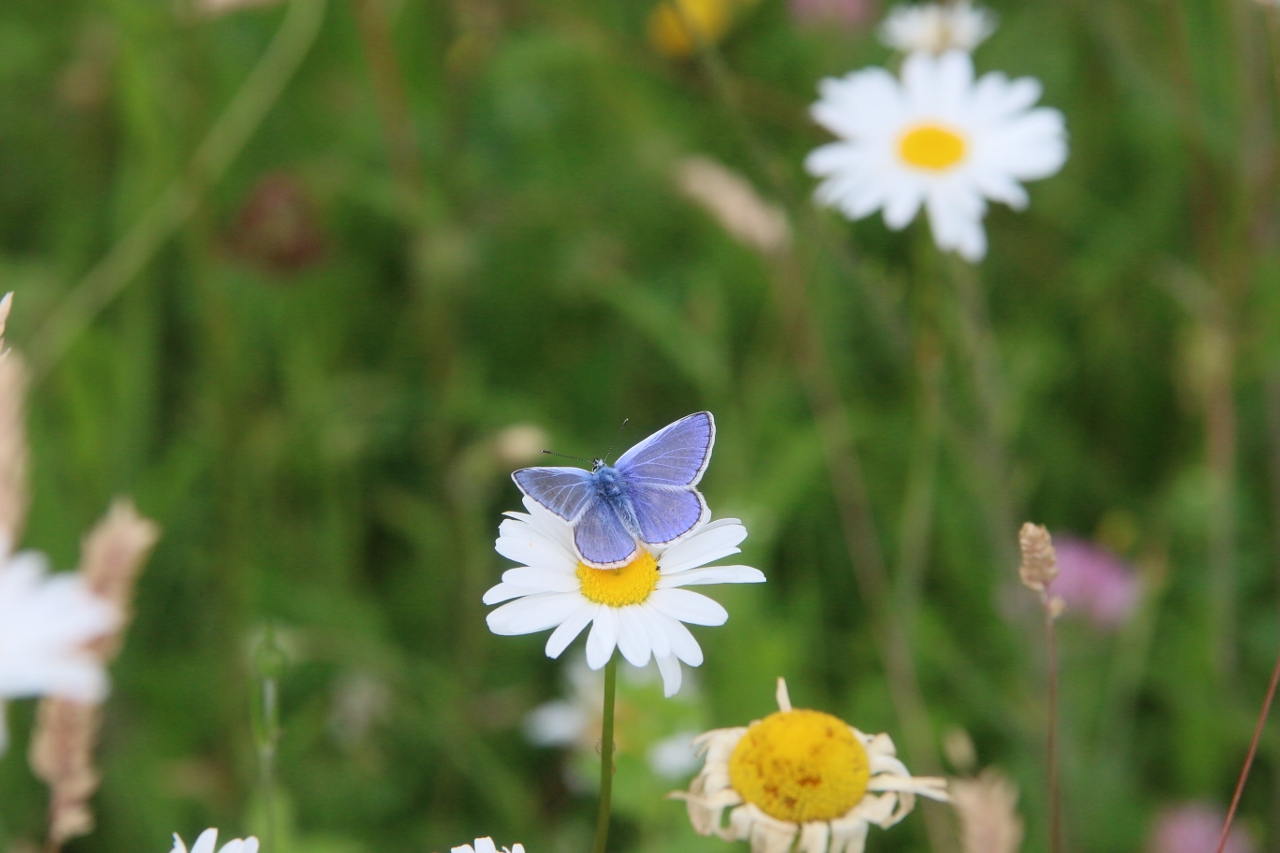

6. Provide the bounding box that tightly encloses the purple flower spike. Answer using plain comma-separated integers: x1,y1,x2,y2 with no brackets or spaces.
1048,535,1139,630
1148,802,1254,853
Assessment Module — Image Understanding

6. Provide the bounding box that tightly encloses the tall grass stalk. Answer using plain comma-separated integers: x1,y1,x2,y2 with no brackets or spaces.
1214,648,1280,853
25,0,326,382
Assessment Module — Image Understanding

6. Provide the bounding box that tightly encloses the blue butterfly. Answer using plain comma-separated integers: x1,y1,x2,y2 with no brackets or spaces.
512,412,716,568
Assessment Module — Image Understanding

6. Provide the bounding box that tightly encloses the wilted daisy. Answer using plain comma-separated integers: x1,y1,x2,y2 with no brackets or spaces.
672,678,948,853
0,544,117,753
453,838,526,853
171,829,260,853
805,50,1067,261
880,1,995,54
485,497,765,697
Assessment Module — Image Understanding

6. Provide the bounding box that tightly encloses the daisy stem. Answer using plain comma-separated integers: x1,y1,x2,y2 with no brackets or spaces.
592,655,619,853
24,0,326,384
1213,645,1280,853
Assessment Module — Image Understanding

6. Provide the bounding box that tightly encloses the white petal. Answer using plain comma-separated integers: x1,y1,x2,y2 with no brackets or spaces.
191,829,219,853
658,565,766,588
585,607,620,669
171,834,189,853
495,521,577,573
482,582,543,605
500,566,580,593
648,589,728,626
486,593,585,635
474,838,498,853
659,519,747,574
655,652,683,696
615,607,653,667
829,816,870,853
645,606,704,665
241,841,259,853
636,605,672,658
545,602,598,658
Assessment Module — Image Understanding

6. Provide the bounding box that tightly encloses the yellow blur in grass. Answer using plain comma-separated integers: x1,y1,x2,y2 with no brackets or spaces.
648,0,737,57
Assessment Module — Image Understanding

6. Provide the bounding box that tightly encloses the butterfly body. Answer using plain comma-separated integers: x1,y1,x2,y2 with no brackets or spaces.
513,412,715,568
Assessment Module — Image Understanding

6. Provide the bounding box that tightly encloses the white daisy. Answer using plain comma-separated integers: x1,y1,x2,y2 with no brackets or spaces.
880,1,996,54
0,545,118,753
452,838,526,853
805,49,1067,262
484,497,766,697
672,678,949,853
171,829,259,853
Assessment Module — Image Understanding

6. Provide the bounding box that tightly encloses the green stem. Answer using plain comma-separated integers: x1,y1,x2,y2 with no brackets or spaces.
26,0,326,382
591,655,618,853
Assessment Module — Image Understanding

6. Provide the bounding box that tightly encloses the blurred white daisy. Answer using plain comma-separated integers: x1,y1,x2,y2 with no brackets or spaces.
171,829,259,853
452,838,526,853
805,49,1067,262
0,545,118,754
672,678,949,853
485,497,765,697
880,1,996,54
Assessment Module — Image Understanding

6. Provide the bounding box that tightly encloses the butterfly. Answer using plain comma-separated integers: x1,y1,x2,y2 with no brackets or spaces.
512,412,716,568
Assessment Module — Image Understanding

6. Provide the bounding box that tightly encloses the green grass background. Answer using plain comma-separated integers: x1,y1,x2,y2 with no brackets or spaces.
1,0,1279,852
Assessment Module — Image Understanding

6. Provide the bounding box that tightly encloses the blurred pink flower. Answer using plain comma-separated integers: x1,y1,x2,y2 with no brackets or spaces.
1148,802,1253,853
790,0,875,28
1047,535,1138,629
228,172,326,276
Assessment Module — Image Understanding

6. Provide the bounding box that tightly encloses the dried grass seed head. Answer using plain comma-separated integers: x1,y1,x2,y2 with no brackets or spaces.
1017,522,1058,592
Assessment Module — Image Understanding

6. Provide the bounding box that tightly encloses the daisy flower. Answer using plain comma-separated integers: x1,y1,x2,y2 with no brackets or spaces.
452,838,526,853
672,678,949,853
484,497,765,697
880,1,996,54
805,49,1067,262
0,544,118,753
171,829,259,853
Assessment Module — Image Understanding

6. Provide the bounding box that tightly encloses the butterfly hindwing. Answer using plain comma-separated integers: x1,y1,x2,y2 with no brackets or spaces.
575,497,640,567
511,467,597,522
628,484,708,545
613,411,715,487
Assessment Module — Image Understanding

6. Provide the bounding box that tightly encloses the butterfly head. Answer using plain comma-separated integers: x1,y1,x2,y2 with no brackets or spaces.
591,458,607,473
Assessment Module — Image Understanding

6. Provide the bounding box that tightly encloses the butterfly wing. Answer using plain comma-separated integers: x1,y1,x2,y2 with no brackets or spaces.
575,497,640,567
512,467,597,522
613,412,715,487
627,484,709,545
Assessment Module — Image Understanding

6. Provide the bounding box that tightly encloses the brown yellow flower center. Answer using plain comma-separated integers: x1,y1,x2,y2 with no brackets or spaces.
898,123,967,171
576,551,659,607
728,709,871,823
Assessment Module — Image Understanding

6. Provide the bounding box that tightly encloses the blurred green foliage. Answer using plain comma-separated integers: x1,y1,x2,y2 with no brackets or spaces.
2,0,1280,852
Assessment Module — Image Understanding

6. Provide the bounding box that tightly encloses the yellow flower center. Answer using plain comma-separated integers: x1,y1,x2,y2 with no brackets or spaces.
728,709,871,823
648,0,733,58
898,123,967,171
576,551,659,607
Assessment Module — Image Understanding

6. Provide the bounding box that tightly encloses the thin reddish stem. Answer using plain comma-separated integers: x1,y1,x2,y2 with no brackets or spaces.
1045,604,1061,853
1215,647,1280,853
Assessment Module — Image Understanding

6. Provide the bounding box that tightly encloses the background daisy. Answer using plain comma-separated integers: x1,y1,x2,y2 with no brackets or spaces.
879,1,996,54
806,49,1067,261
0,547,117,754
673,679,949,853
485,497,765,697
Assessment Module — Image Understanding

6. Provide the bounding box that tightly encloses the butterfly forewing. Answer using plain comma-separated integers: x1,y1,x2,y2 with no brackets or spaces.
629,485,708,545
575,498,640,567
511,467,597,522
613,411,715,486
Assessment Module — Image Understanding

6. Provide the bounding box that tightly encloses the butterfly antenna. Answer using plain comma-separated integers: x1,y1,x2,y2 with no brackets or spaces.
541,449,594,464
604,418,630,464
